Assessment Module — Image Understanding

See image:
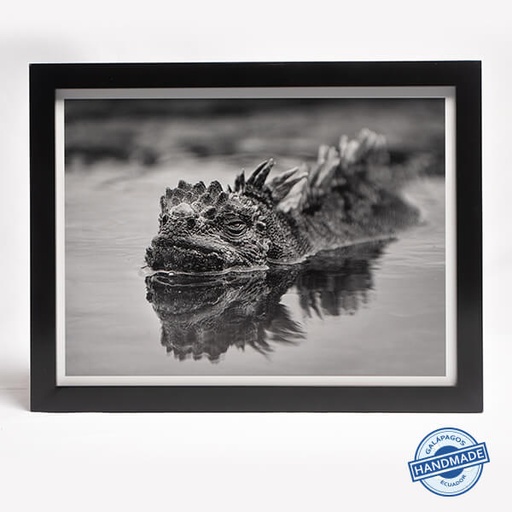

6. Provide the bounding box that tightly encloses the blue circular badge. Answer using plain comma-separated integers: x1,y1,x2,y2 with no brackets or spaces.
408,427,489,497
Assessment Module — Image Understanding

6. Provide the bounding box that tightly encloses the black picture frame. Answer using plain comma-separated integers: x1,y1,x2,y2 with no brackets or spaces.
30,61,482,412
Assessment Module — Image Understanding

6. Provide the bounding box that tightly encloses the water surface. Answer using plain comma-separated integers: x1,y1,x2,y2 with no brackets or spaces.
65,163,445,378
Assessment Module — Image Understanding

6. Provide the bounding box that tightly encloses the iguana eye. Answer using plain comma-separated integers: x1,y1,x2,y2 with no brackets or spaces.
225,219,247,236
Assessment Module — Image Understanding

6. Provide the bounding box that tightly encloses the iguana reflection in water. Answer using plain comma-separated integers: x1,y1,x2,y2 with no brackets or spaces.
145,240,388,362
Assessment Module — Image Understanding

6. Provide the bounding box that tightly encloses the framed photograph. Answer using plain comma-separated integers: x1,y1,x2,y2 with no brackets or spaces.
30,61,482,412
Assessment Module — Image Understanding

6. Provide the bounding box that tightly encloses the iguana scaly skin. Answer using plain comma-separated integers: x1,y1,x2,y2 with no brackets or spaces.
145,129,419,272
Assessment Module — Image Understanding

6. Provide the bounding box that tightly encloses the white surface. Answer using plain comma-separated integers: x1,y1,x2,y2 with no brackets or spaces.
1,1,510,510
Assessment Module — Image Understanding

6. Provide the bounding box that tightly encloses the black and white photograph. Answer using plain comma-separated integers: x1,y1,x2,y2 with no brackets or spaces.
58,90,452,385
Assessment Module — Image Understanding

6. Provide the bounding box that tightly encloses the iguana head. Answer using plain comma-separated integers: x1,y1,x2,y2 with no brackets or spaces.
145,159,307,272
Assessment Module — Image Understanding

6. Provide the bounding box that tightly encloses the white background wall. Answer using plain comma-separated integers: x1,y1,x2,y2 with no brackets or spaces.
1,1,510,510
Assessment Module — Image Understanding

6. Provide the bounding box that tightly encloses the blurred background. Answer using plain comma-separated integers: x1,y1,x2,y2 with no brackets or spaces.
65,98,445,176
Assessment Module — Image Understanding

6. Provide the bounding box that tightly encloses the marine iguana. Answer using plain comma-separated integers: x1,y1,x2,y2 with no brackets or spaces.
145,129,419,272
